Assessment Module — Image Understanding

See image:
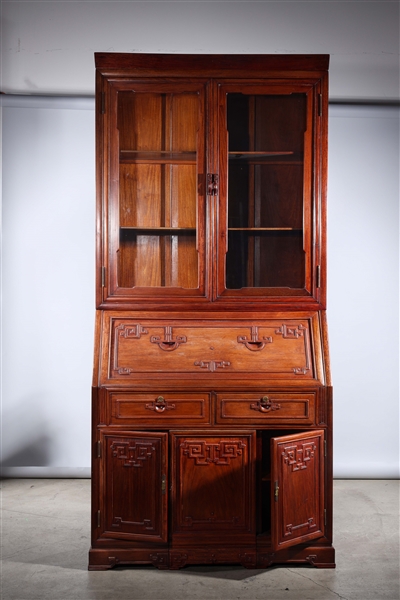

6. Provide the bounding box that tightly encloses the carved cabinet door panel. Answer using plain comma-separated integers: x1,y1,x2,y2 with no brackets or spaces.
100,431,168,543
271,430,325,551
170,431,256,540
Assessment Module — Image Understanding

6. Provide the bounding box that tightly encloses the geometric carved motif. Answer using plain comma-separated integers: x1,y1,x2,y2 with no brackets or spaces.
181,440,246,466
275,323,311,376
194,360,231,372
275,323,306,338
113,323,148,375
282,442,316,472
110,441,155,467
285,518,316,537
112,516,154,530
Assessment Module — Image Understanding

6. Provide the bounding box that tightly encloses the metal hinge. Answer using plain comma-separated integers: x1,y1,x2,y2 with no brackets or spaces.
274,481,279,502
161,474,166,495
97,510,101,528
101,266,106,287
318,94,323,117
324,440,327,457
97,440,101,458
101,92,106,115
207,173,219,196
316,265,321,288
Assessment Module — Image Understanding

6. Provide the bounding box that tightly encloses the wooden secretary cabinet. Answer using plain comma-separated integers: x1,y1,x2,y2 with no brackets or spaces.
89,53,335,570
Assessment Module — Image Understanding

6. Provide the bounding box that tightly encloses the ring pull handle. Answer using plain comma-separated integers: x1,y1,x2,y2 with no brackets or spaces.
250,396,281,414
145,396,176,413
259,396,272,412
155,396,166,412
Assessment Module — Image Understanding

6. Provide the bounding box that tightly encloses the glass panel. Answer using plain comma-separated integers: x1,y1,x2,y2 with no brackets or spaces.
226,93,307,289
117,91,199,289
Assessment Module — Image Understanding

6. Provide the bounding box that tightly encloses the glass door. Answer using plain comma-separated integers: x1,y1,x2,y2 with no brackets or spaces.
216,83,315,299
106,81,207,300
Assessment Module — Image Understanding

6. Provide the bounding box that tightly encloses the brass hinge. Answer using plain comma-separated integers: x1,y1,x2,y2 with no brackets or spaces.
316,265,321,288
274,481,279,502
101,266,106,287
161,474,166,495
207,173,219,196
101,92,106,115
97,510,101,528
97,440,101,458
318,94,323,117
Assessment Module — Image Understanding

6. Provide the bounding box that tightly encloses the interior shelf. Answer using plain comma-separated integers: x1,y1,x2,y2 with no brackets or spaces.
120,151,196,164
228,151,303,165
120,227,196,233
228,227,301,232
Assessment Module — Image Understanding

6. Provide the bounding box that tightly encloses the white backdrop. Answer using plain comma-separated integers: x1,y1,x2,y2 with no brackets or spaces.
1,1,399,478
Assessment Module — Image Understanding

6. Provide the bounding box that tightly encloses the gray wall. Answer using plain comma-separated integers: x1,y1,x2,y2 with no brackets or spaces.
1,1,399,478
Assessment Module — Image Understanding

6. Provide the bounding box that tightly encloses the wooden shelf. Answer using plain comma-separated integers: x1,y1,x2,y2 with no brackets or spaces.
228,150,303,165
228,227,301,232
229,151,293,157
120,226,196,233
120,151,196,164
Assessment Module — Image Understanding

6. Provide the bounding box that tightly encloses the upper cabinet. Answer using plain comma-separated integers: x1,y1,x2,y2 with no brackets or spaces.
95,54,329,310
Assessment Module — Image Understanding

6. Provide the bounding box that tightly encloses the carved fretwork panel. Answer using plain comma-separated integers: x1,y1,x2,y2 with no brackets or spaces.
271,430,325,551
110,440,156,467
172,433,256,535
101,431,168,543
282,442,316,472
181,440,246,465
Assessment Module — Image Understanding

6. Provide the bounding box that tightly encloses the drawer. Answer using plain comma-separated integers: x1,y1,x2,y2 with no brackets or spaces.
216,392,316,426
108,392,211,426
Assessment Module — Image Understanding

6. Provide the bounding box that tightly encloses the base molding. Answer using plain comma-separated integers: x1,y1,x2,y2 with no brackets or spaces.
88,544,335,571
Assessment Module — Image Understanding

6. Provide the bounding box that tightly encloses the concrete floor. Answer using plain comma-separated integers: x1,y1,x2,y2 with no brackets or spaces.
1,479,399,600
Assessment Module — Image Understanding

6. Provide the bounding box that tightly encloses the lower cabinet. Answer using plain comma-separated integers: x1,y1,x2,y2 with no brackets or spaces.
89,428,334,570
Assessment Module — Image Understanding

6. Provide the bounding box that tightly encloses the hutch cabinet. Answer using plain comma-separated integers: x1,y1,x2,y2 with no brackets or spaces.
89,53,335,570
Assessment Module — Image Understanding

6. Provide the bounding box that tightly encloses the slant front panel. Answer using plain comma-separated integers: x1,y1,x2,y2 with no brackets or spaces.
105,318,317,381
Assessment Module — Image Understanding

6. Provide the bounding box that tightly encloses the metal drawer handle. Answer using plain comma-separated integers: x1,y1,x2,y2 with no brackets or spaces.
145,396,176,413
250,396,281,413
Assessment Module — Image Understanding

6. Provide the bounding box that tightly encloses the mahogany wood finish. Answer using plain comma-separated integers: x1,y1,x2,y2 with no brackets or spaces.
90,53,334,571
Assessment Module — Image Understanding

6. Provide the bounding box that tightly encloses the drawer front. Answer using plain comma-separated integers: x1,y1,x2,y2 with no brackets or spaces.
216,393,316,425
108,392,211,426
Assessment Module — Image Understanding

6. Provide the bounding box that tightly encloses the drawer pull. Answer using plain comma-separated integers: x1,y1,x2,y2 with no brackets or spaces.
150,327,187,351
250,396,281,413
238,327,272,351
145,396,176,413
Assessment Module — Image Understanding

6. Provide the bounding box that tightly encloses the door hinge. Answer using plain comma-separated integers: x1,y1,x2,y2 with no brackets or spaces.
101,266,106,287
324,439,327,457
316,265,321,288
97,440,101,458
318,94,323,117
207,173,219,196
274,481,279,502
101,92,106,115
161,474,166,495
97,510,101,528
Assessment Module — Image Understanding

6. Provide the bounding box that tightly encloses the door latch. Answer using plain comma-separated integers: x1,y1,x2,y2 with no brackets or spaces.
274,481,279,502
207,173,219,196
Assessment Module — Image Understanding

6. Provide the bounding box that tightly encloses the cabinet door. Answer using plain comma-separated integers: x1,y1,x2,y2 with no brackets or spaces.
216,82,324,305
171,431,256,539
99,431,168,543
99,79,208,303
271,430,325,551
